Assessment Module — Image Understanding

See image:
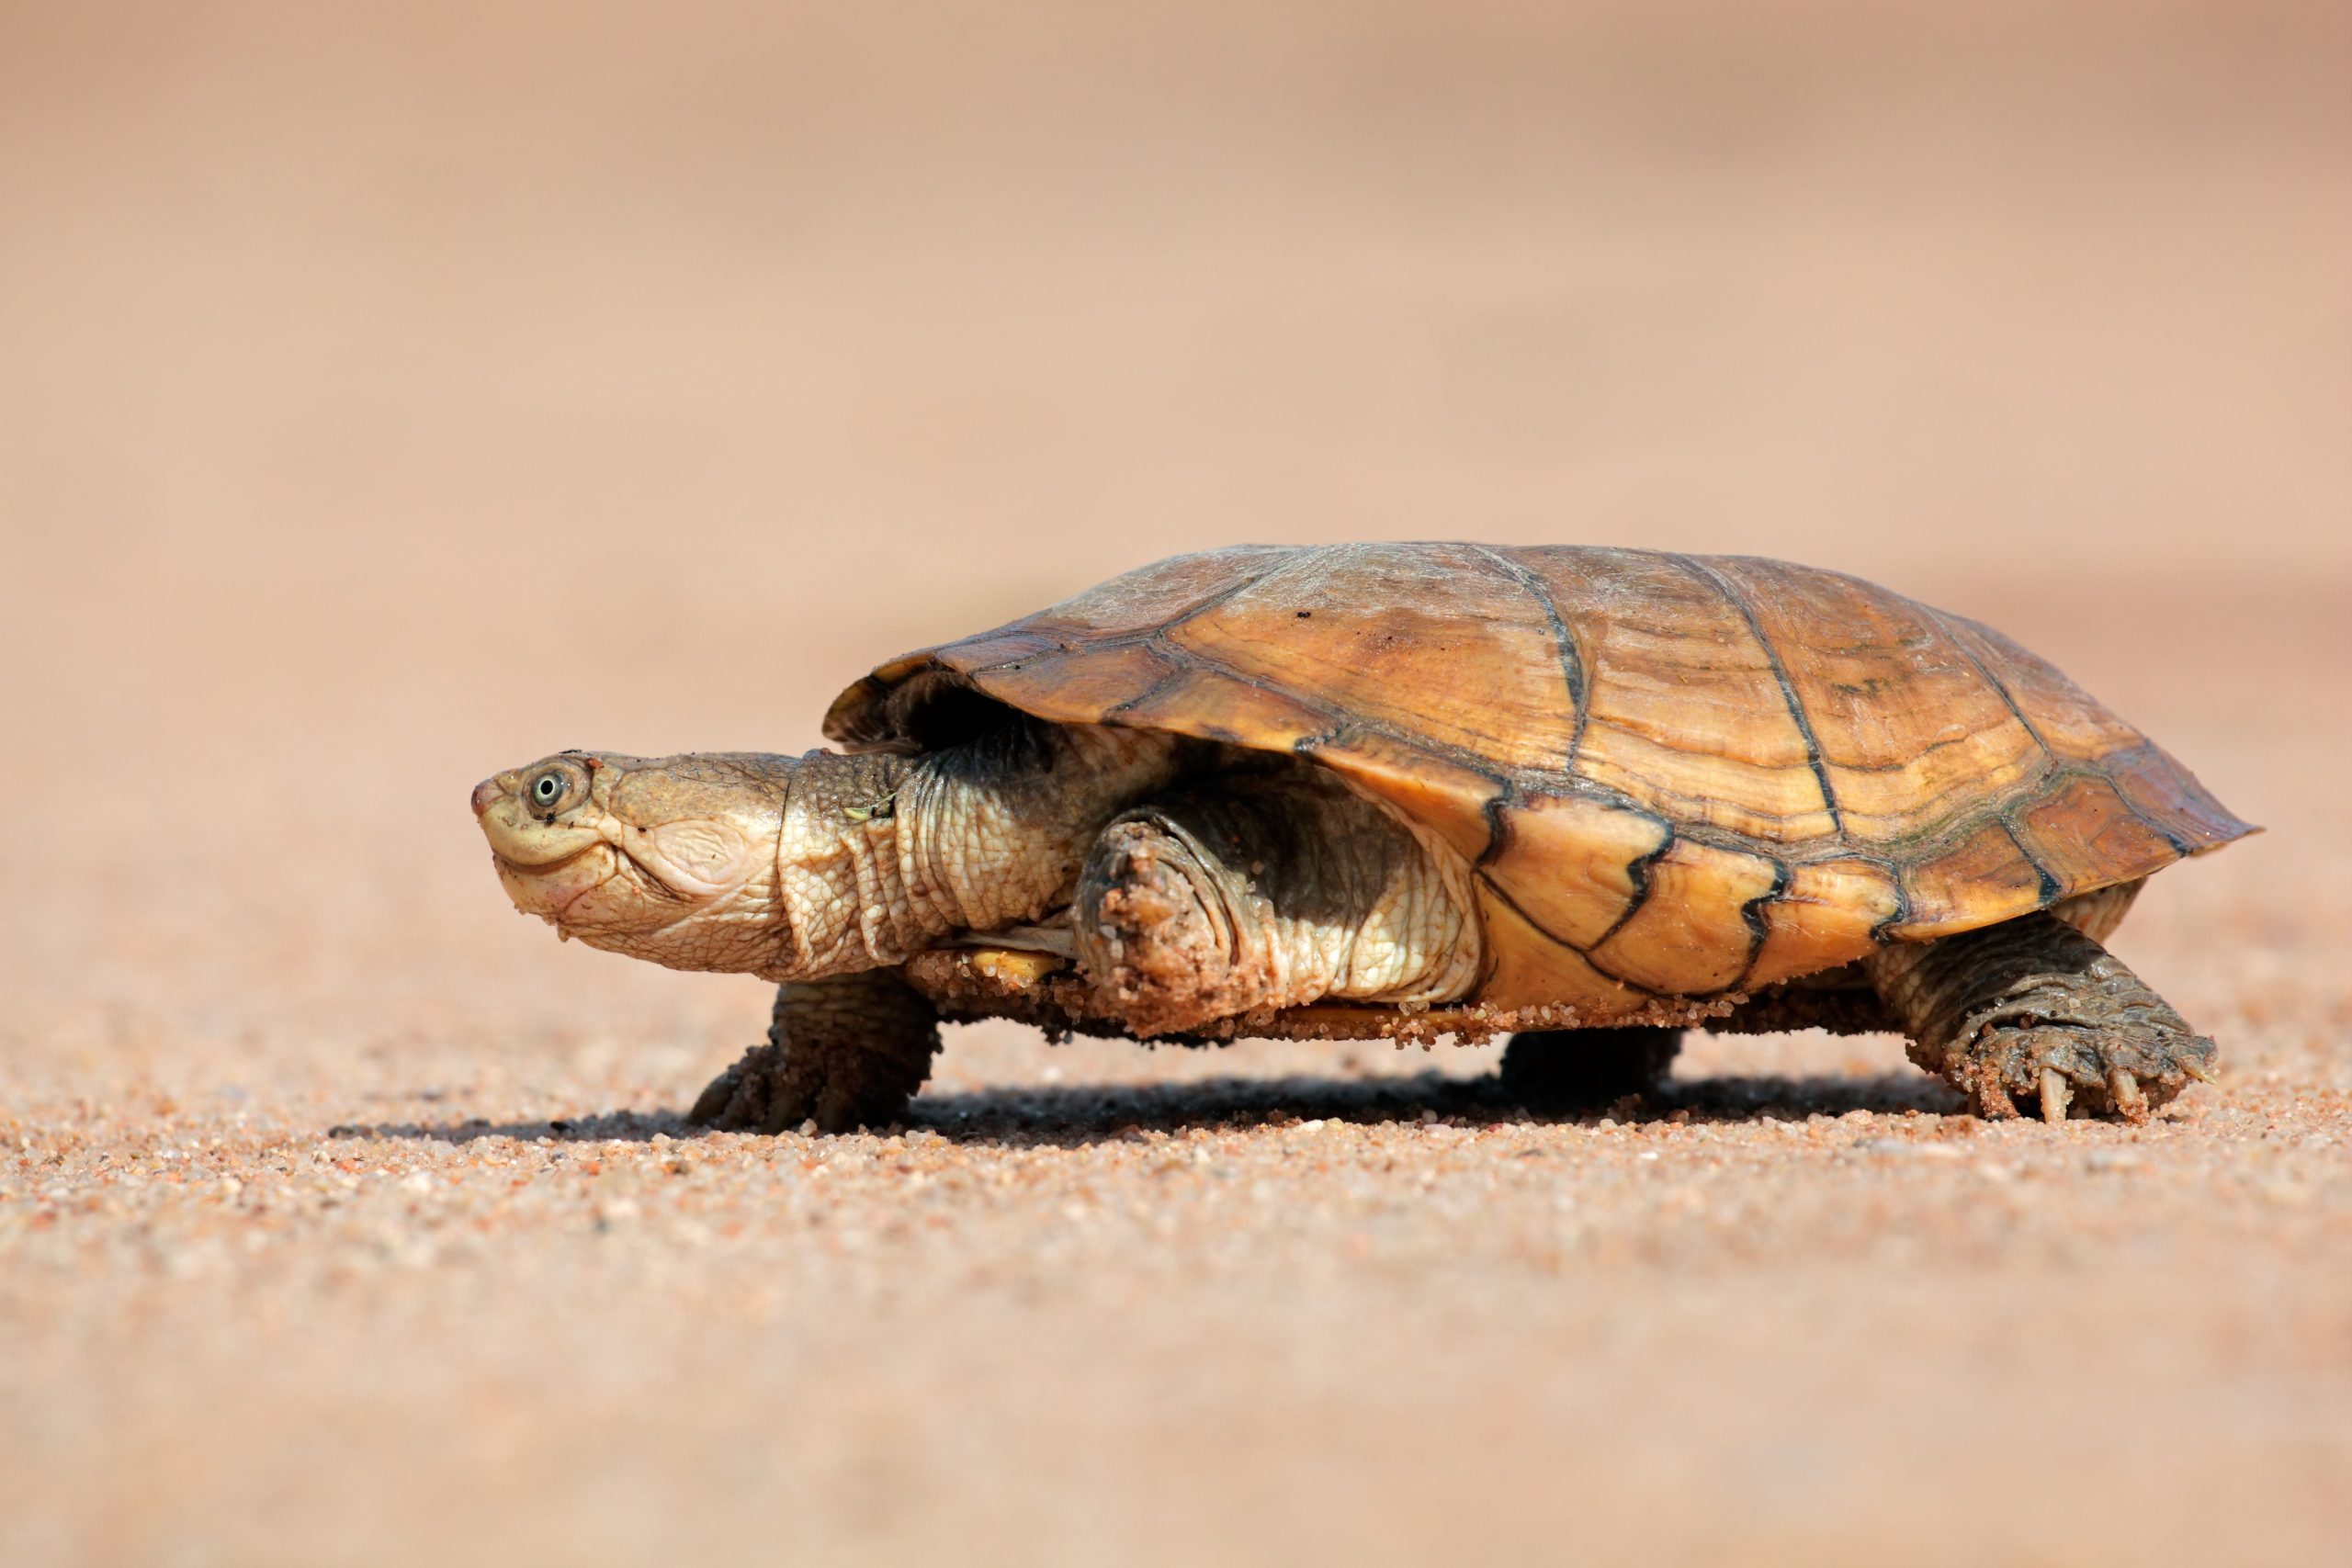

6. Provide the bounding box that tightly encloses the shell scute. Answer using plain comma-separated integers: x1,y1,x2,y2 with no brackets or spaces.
1106,664,1328,752
1159,544,1582,773
1018,544,1298,640
1744,858,1905,988
2013,773,2183,890
1296,728,1502,863
1587,836,1784,995
2100,742,2247,853
1535,547,1838,840
958,640,1177,726
1473,885,1650,1013
1894,818,2052,939
1696,557,2050,843
1481,791,1669,951
1941,615,2143,762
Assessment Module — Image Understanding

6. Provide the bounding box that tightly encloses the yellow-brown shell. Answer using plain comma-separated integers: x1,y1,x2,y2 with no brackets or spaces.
826,545,2253,1019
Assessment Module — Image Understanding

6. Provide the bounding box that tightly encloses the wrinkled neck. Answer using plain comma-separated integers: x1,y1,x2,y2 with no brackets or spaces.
764,724,1187,980
766,748,917,977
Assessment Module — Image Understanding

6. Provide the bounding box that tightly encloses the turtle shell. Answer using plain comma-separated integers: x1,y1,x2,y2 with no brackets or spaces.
826,545,2253,1018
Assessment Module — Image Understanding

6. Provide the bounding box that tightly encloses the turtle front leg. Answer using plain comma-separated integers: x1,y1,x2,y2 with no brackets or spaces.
687,966,941,1134
1070,775,1478,1037
1865,912,2216,1123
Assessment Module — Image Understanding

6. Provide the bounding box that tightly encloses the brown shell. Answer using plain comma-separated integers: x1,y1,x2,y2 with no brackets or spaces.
826,545,2253,1019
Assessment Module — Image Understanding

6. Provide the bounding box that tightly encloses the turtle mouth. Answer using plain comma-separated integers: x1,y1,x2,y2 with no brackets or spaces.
490,840,603,874
477,792,634,921
493,840,631,922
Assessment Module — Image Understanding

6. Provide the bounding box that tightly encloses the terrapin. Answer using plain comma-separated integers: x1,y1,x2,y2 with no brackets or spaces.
472,544,2251,1131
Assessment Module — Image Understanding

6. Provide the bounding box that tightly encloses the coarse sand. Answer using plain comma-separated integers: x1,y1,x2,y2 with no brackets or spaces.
3,5,2347,1563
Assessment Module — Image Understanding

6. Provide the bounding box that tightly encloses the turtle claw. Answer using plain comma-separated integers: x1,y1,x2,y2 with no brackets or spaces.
1956,1019,2215,1126
686,1037,924,1135
685,1055,749,1125
2109,1067,2149,1125
1972,1071,2020,1120
687,1042,812,1133
2039,1066,2071,1124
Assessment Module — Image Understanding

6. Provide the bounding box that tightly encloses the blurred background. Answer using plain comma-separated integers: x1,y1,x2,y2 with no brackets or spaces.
2,2,2346,1563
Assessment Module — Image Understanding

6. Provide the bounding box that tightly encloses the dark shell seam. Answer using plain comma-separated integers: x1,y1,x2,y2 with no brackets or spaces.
1467,544,1590,767
1667,554,1850,840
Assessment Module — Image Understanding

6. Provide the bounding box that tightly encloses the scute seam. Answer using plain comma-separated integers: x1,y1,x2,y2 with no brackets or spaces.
1585,830,1676,953
1470,871,1666,1000
1725,857,1796,994
1469,545,1589,766
1669,553,1849,839
2002,812,2064,907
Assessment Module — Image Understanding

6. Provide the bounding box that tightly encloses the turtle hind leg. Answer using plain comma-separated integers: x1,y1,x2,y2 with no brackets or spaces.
1864,911,2216,1124
1499,1026,1683,1112
688,967,941,1134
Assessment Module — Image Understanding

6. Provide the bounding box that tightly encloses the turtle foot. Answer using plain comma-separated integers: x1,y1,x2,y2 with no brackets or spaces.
1957,1016,2216,1125
687,971,940,1134
689,1041,796,1133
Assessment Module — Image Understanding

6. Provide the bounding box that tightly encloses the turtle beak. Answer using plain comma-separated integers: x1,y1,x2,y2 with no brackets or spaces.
470,777,502,818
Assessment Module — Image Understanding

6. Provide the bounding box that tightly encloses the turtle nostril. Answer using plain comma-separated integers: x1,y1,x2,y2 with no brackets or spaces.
470,779,501,819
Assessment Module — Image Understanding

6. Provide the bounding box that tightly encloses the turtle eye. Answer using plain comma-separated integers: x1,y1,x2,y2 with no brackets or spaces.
531,772,567,808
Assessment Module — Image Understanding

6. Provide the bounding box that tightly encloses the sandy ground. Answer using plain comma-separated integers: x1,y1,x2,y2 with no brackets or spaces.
3,4,2347,1563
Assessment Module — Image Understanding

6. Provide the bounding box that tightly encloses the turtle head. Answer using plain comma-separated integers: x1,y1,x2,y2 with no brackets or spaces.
472,750,797,976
